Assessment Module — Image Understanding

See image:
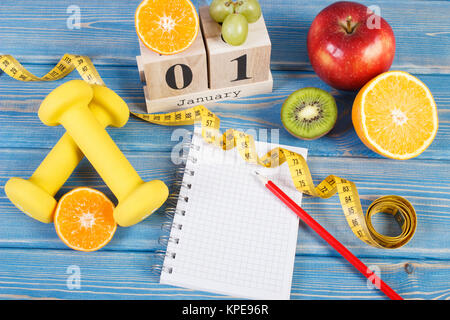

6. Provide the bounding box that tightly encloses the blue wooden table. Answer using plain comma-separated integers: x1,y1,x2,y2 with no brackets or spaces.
0,0,449,300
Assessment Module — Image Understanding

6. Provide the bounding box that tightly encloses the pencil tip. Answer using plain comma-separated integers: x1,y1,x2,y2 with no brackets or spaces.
253,170,268,184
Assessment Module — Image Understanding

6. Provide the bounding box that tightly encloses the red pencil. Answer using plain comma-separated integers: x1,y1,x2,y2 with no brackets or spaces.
254,171,403,300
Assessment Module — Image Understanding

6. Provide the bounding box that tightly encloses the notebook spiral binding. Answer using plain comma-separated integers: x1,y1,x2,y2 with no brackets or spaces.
151,137,200,276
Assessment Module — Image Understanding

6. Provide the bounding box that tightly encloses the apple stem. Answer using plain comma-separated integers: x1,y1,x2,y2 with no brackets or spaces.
342,15,359,34
346,16,352,32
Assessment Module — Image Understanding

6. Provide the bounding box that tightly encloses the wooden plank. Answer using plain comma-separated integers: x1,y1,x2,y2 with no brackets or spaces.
0,66,448,160
1,149,449,262
0,0,448,74
0,248,448,299
0,0,449,301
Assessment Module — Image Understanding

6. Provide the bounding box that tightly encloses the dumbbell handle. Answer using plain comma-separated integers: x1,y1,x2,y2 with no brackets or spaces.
59,103,142,202
29,133,83,196
28,104,113,197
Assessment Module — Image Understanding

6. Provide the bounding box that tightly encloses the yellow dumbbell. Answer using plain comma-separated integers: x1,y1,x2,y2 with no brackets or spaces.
38,80,169,227
5,84,130,223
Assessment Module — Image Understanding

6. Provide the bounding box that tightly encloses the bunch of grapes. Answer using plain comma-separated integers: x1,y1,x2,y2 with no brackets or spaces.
209,0,262,46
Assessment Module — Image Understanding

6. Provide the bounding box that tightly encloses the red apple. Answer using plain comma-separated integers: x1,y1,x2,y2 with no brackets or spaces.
307,1,395,91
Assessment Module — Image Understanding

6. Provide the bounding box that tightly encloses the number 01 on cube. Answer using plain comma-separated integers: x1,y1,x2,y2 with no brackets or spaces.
136,6,273,113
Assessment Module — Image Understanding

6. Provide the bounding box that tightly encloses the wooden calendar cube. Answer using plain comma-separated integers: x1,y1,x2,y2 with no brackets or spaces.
136,55,145,83
137,28,209,100
136,6,273,112
199,6,271,90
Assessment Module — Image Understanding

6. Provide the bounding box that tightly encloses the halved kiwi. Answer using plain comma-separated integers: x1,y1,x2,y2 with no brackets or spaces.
281,87,338,140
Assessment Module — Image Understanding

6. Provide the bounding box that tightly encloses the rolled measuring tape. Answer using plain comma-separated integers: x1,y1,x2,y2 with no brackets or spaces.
1,54,417,249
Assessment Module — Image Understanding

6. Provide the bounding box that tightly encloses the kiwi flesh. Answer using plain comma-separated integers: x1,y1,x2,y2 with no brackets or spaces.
281,87,337,140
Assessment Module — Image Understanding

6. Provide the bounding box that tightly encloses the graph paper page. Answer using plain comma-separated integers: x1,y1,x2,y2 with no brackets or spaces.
160,127,308,300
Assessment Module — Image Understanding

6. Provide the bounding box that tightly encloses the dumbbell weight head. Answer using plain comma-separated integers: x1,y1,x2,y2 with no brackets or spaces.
5,177,58,223
38,80,93,127
114,180,169,227
90,84,129,128
39,81,130,129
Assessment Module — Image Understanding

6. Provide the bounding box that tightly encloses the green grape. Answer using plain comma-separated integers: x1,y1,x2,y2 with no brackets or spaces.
221,13,248,46
235,0,262,23
209,0,234,23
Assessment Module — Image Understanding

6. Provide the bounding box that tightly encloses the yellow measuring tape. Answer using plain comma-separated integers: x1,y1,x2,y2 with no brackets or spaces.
0,54,104,85
1,54,417,249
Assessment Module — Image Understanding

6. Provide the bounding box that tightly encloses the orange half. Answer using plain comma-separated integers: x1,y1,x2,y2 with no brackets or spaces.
352,71,438,160
54,187,117,252
135,0,199,55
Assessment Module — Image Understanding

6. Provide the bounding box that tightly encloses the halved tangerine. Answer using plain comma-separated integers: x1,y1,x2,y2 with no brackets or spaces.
54,187,117,252
135,0,199,55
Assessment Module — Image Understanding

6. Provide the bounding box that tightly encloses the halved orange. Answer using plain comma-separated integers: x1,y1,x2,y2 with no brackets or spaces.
352,71,438,160
135,0,199,55
54,187,117,252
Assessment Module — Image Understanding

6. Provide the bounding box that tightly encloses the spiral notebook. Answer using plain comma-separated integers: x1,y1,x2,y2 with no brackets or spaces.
159,127,307,300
